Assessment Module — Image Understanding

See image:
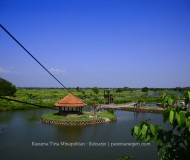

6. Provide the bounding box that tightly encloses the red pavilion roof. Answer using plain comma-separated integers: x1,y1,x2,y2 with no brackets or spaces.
54,93,87,107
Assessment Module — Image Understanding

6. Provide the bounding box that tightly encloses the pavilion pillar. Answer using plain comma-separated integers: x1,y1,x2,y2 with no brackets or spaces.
59,107,62,113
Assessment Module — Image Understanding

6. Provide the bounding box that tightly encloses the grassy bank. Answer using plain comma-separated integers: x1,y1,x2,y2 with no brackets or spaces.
42,111,116,122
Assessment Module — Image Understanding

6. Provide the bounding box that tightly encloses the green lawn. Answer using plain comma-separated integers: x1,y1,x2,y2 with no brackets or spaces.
42,111,116,122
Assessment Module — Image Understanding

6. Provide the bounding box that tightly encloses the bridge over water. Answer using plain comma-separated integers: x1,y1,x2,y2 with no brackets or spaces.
100,102,136,109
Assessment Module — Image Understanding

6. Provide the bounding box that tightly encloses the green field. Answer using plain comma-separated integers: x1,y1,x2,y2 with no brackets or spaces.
0,88,185,111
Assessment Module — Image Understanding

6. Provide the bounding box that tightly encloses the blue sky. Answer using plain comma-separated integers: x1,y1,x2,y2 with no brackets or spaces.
0,0,190,88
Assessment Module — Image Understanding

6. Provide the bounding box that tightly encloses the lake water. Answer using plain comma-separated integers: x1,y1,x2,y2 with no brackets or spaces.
0,108,164,160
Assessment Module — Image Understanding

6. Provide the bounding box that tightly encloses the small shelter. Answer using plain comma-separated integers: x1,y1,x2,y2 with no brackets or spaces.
54,93,87,113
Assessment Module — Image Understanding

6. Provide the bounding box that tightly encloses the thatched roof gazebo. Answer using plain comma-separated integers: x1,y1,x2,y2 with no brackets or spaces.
54,93,87,114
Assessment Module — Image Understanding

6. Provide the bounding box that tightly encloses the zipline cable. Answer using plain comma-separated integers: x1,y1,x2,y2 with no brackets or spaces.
0,24,73,94
0,96,58,110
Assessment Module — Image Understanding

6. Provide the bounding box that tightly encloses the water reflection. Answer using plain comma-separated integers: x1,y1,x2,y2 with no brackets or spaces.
55,125,87,142
23,109,44,122
0,109,161,160
133,112,139,121
0,111,14,124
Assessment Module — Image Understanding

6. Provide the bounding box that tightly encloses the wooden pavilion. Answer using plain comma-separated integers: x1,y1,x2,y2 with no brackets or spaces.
54,93,87,114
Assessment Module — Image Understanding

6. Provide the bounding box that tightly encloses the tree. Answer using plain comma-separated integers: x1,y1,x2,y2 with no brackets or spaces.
0,78,17,96
136,98,145,107
116,88,123,93
131,92,190,159
174,87,183,92
92,87,100,95
79,89,87,99
142,87,148,92
76,86,80,91
89,95,100,116
26,93,37,103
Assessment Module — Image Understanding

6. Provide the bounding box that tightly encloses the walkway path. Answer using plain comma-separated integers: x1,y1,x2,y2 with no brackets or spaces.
101,102,136,109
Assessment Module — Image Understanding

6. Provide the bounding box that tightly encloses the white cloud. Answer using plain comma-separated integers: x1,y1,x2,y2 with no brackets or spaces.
49,68,67,74
0,67,18,74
